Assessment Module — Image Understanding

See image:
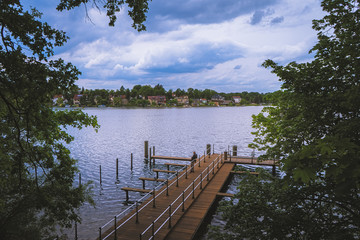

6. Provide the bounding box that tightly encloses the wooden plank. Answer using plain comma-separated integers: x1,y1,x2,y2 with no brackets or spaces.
230,170,259,175
164,163,188,167
216,192,234,197
152,155,192,161
139,177,167,182
121,187,152,193
225,157,279,166
153,169,177,173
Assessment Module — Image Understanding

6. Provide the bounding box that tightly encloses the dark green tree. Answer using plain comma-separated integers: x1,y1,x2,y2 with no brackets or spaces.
211,0,360,239
0,0,149,239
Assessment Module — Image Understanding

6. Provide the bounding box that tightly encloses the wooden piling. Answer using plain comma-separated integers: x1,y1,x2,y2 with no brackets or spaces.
131,153,133,171
116,158,119,179
144,140,149,159
233,146,237,156
206,144,211,156
99,165,102,185
224,151,228,160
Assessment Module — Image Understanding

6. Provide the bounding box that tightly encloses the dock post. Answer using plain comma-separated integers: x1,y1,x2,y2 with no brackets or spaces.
168,205,172,228
99,227,102,240
131,153,133,171
207,144,211,156
200,173,203,190
153,146,155,156
176,171,179,187
185,167,188,179
182,191,185,212
125,190,129,201
142,179,145,189
212,162,215,174
114,216,117,240
144,140,149,159
233,146,237,156
116,158,119,180
136,201,139,223
149,148,152,162
198,156,201,167
153,188,156,208
224,151,228,161
99,165,102,186
204,151,206,163
151,221,155,238
207,167,209,181
192,181,195,199
166,180,169,196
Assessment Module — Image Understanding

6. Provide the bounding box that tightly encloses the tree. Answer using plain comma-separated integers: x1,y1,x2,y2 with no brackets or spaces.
0,0,149,239
211,0,360,239
209,169,359,239
252,0,360,195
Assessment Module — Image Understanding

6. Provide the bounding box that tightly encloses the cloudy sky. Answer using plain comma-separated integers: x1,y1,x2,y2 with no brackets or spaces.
28,0,324,93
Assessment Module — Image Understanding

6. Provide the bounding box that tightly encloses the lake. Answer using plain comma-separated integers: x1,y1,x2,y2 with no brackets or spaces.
64,106,264,239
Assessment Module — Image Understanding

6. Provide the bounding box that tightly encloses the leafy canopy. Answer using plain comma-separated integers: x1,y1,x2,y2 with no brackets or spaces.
0,0,149,239
211,0,360,239
251,0,360,194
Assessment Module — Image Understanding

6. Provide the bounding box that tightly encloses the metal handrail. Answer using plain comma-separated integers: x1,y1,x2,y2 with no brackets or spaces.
100,154,210,240
139,154,223,240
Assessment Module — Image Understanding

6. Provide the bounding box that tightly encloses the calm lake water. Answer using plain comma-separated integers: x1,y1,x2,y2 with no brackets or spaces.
64,106,264,239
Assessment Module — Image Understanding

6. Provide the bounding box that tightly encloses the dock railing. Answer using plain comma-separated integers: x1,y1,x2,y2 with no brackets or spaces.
139,154,223,240
99,153,222,240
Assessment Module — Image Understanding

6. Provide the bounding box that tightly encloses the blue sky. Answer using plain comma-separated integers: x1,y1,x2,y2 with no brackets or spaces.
27,0,324,93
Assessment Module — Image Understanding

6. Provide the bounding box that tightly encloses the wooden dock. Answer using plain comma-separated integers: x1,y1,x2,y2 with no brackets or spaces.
225,156,279,166
98,153,277,240
151,155,192,161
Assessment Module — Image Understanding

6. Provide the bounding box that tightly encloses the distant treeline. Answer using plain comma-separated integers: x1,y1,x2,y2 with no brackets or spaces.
56,84,275,107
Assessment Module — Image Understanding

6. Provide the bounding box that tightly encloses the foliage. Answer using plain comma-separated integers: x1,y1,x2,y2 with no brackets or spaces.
208,169,360,239
55,84,272,107
0,0,155,238
251,0,360,194
211,0,360,239
56,0,150,31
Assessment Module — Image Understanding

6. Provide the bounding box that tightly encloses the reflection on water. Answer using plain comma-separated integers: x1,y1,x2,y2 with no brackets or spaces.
64,106,263,239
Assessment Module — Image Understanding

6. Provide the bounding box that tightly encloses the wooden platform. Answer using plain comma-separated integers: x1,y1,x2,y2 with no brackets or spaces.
100,154,225,240
216,192,235,197
139,177,167,189
152,155,192,161
225,156,279,166
99,153,274,240
230,170,259,175
164,163,235,240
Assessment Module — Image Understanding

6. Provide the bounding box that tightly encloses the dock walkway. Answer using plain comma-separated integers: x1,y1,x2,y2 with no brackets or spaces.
99,154,278,240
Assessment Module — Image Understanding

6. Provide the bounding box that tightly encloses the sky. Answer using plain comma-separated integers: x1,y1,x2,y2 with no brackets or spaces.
27,0,324,93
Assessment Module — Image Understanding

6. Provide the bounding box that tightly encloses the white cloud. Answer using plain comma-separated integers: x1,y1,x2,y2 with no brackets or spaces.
51,0,324,92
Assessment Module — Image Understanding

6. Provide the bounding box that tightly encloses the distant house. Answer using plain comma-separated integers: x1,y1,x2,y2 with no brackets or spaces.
73,94,83,105
221,100,232,106
176,96,189,105
192,99,201,107
211,94,225,102
200,98,207,104
232,96,241,104
119,95,129,105
148,96,166,105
